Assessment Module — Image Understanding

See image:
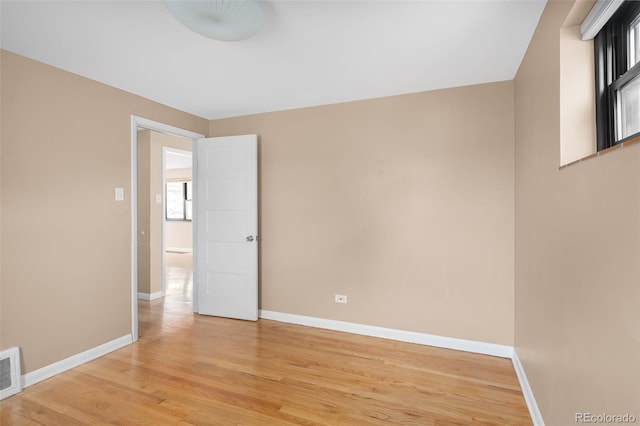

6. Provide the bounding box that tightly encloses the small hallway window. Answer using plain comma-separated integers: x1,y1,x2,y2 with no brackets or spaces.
166,181,192,221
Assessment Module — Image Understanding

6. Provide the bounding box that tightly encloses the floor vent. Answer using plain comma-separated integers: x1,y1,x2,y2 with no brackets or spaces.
0,347,22,400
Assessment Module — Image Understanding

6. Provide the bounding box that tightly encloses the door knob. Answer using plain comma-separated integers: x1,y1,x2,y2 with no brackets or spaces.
246,236,255,242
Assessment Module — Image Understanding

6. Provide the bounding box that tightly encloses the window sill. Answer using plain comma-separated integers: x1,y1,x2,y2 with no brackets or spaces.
559,134,640,170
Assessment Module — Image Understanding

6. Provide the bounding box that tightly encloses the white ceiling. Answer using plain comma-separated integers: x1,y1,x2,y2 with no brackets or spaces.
0,0,546,120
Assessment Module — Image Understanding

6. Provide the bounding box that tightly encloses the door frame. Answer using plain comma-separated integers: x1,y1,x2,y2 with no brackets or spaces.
130,115,204,342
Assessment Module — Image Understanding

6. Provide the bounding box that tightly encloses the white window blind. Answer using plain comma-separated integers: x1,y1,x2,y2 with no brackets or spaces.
580,0,624,40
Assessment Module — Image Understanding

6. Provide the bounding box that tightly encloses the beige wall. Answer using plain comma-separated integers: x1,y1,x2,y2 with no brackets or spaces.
560,23,596,165
165,221,193,251
166,168,192,181
165,167,193,251
514,1,640,424
210,81,516,345
0,50,208,373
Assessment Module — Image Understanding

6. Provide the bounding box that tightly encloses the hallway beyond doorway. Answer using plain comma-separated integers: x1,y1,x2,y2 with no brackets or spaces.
138,251,192,339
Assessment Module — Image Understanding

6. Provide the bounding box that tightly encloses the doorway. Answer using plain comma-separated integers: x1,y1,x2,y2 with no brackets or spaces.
163,147,194,313
130,116,204,342
164,147,193,256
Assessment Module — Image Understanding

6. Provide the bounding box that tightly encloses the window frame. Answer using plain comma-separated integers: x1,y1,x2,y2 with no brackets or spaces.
594,0,640,151
165,180,193,222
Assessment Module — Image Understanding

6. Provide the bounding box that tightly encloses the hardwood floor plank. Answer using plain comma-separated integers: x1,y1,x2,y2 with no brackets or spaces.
0,395,90,426
0,252,532,425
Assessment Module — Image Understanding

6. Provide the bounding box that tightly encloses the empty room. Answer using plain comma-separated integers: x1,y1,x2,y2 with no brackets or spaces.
1,0,639,425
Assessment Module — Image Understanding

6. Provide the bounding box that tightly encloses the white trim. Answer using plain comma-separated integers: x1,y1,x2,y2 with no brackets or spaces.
130,116,204,341
137,290,166,301
259,310,545,422
580,0,624,40
21,334,132,389
166,247,193,253
161,147,167,298
0,347,22,400
512,350,545,426
192,138,200,313
133,116,204,140
130,118,139,342
259,310,514,358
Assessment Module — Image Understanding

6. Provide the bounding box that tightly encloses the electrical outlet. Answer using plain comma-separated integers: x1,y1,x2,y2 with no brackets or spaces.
335,294,347,304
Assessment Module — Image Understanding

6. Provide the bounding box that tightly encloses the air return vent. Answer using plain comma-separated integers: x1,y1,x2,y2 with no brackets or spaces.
0,347,22,399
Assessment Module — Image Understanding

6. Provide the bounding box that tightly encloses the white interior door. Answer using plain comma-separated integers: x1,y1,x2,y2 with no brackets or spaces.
195,135,258,321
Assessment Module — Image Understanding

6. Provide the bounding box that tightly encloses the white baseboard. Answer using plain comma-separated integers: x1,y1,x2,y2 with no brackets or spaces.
512,350,545,426
259,310,514,358
22,334,133,389
166,247,192,253
259,310,543,422
14,312,543,426
137,290,165,301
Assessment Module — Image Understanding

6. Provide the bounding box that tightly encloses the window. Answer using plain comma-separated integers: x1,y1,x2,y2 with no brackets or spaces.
166,181,192,221
594,1,640,150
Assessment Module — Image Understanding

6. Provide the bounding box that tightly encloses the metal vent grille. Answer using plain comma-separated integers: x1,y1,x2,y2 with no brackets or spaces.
0,358,11,390
0,348,21,399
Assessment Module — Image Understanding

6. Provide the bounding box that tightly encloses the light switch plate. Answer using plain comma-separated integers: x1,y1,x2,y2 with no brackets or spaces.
155,193,162,204
115,187,125,201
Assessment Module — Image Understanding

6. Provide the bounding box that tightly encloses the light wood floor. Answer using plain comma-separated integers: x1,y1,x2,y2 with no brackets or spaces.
1,253,532,425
